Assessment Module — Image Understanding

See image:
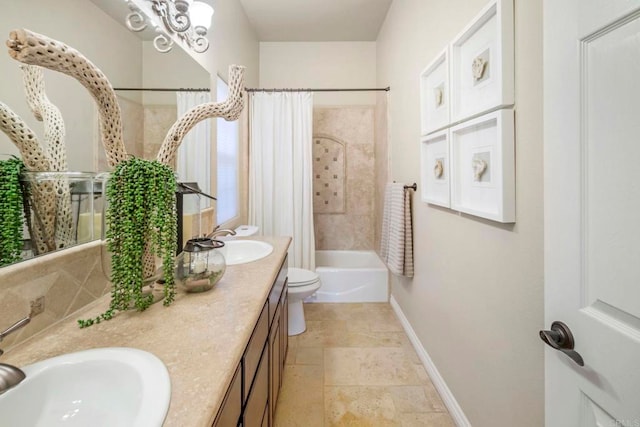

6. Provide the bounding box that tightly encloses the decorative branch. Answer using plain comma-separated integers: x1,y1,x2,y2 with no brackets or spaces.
0,101,56,254
156,65,245,164
21,65,74,248
7,28,128,167
6,29,247,297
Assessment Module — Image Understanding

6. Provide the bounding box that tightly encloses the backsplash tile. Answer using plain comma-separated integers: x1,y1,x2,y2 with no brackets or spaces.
0,241,110,351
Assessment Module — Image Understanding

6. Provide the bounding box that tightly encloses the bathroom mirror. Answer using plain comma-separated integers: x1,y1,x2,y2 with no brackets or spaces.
0,0,210,266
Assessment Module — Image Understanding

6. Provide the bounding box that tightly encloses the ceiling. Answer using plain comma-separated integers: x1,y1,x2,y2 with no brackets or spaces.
238,0,393,41
90,0,393,42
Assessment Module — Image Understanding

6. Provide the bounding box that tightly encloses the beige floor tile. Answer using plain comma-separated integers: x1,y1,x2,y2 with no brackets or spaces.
399,412,456,427
423,382,448,412
277,304,452,426
368,312,404,332
285,346,297,365
389,385,447,413
304,303,325,321
325,386,400,427
274,365,324,427
295,320,327,347
296,347,324,365
324,347,422,386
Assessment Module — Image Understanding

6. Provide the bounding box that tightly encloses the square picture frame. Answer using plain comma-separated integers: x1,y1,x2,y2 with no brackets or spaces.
419,48,450,135
420,129,450,208
450,109,514,223
450,0,514,123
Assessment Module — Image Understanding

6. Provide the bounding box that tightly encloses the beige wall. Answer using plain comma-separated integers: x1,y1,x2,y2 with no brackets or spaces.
376,1,544,426
209,1,259,227
259,42,377,106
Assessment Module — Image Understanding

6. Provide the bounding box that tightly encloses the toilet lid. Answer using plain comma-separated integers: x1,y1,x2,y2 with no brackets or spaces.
288,267,319,287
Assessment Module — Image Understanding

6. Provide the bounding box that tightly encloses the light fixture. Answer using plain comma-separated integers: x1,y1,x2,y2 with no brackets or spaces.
125,0,214,54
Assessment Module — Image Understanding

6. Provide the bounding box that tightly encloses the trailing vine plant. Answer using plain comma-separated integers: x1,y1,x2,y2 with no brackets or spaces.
79,158,177,328
0,157,26,266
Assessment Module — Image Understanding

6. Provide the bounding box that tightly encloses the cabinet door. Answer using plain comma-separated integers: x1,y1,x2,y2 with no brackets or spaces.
261,401,269,427
269,302,281,425
244,302,268,402
212,364,242,427
244,344,269,427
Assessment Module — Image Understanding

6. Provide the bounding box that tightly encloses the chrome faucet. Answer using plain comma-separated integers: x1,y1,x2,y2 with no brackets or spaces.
207,226,237,239
0,363,26,395
0,298,44,394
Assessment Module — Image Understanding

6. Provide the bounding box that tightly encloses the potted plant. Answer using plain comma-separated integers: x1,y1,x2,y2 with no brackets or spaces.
0,157,26,266
78,158,177,327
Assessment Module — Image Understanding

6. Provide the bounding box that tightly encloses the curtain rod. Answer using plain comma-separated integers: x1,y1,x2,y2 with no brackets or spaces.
113,87,210,92
245,87,390,93
114,87,391,93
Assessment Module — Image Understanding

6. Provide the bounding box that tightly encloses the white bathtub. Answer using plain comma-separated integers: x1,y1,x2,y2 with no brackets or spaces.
306,250,389,303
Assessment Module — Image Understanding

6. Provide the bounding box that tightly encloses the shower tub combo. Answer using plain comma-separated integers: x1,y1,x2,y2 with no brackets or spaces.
306,250,389,303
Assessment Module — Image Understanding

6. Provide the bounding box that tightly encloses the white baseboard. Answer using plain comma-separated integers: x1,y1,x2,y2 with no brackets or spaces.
390,296,472,427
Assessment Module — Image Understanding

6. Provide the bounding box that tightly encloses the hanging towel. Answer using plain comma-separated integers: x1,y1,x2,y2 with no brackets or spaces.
380,183,414,277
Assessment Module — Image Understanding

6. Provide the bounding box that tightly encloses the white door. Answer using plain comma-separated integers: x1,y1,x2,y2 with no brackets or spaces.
544,1,640,426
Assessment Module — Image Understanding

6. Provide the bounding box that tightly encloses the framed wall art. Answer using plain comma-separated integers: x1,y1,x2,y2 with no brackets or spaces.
420,129,450,207
450,0,514,123
450,109,514,223
420,48,450,135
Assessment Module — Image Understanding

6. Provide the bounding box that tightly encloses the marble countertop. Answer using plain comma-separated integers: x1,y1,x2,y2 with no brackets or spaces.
2,236,292,427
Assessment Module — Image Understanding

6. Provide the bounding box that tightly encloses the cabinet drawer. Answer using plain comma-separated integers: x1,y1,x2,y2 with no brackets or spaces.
213,364,242,427
269,255,288,326
243,301,268,401
244,344,269,427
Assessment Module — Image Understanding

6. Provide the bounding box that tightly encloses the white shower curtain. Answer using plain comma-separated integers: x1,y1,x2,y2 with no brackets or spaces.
249,92,315,270
176,91,212,213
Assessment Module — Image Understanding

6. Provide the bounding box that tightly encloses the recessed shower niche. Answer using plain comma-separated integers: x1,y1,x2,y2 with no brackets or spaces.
312,135,346,214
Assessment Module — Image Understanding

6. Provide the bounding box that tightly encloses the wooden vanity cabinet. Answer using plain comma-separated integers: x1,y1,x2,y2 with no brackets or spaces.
212,256,288,427
212,364,242,427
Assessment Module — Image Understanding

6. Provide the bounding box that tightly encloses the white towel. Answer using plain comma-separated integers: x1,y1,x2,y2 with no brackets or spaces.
380,183,414,277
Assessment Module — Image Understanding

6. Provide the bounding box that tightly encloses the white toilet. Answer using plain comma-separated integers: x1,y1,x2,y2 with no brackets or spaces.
287,267,321,336
233,225,321,336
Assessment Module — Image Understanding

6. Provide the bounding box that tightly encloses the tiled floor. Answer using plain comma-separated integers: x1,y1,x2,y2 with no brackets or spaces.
274,303,456,427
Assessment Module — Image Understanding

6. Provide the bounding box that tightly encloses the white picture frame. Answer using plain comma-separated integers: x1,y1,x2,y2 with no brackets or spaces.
420,129,450,208
420,48,450,135
450,109,515,223
450,0,514,123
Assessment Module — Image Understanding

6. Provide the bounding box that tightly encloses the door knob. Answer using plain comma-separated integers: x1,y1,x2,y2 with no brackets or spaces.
540,321,584,366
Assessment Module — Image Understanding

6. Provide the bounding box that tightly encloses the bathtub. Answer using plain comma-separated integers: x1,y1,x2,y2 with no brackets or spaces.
306,250,389,303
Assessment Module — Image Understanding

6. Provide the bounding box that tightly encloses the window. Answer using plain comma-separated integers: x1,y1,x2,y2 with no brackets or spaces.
216,76,239,224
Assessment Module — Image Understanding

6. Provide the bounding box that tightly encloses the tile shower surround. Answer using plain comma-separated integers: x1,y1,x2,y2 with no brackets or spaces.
313,107,376,250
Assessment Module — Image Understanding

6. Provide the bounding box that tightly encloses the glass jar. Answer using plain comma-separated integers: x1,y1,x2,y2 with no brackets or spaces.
175,238,226,293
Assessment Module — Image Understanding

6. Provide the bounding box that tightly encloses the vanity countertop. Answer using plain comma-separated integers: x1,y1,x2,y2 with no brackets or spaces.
2,236,292,427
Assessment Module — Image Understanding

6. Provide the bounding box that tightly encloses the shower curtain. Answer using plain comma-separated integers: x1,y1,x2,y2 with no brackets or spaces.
249,92,315,270
176,91,212,213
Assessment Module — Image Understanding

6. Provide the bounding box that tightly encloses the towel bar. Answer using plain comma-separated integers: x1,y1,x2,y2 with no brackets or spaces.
403,183,417,191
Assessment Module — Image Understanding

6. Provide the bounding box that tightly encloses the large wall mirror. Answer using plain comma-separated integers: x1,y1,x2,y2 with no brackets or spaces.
1,0,210,267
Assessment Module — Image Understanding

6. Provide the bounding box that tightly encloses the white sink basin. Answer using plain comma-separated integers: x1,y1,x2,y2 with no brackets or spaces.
221,240,274,265
0,347,170,427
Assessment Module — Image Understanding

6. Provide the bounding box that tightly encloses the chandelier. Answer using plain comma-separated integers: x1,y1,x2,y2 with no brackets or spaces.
125,0,214,54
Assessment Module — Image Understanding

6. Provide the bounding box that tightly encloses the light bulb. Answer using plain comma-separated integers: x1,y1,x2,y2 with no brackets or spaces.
190,1,214,31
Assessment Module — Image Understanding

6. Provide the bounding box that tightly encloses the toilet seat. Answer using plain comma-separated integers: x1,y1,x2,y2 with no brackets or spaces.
288,267,320,288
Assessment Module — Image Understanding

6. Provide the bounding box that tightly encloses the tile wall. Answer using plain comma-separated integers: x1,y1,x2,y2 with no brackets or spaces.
0,241,110,351
313,107,376,250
